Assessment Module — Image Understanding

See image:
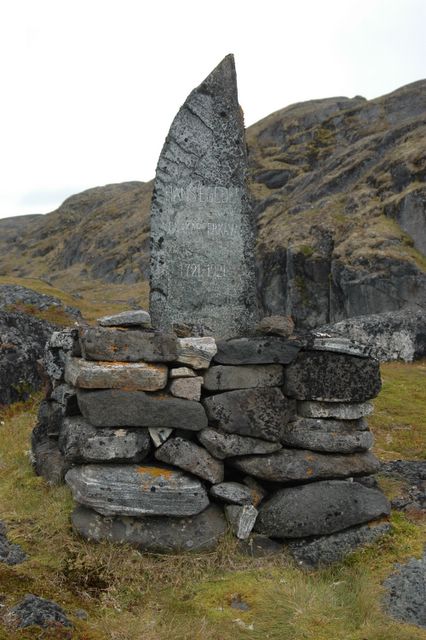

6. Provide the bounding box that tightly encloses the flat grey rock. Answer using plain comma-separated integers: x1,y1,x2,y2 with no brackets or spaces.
197,427,282,459
307,333,371,358
170,376,203,401
298,400,374,419
65,357,168,391
77,388,208,430
284,351,381,402
58,416,151,463
230,449,380,483
80,326,177,362
9,594,72,629
383,549,426,629
155,437,224,484
281,417,373,453
170,367,196,378
0,522,26,565
72,504,227,552
203,364,284,391
97,310,151,328
288,521,391,567
203,387,295,441
176,337,217,369
214,336,301,365
65,464,209,517
149,55,258,339
225,504,258,540
255,480,390,538
210,482,253,505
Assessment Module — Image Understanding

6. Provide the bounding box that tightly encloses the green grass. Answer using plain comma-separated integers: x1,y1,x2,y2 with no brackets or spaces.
0,362,425,639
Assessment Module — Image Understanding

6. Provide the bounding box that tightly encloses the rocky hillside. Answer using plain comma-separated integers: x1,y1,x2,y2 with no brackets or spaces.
0,80,425,328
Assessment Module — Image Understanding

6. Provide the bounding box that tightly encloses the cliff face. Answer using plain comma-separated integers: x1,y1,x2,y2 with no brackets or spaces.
0,81,425,328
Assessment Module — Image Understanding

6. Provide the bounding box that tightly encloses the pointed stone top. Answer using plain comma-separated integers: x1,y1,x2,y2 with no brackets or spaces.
149,56,258,338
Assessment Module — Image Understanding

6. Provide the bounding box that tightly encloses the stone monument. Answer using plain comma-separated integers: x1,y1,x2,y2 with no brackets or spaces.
149,54,258,337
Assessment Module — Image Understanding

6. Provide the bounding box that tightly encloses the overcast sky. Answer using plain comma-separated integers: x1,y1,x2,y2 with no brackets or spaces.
0,0,425,219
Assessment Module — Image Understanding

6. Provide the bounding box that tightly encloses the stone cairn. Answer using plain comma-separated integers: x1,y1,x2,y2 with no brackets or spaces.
31,55,391,565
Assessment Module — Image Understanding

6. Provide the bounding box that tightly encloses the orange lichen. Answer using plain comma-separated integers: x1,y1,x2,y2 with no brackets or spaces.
136,466,174,478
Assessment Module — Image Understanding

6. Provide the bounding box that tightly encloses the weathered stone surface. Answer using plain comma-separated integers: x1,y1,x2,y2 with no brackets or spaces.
242,476,267,507
383,549,426,629
77,389,208,430
284,351,381,402
65,357,168,391
170,376,203,401
0,522,26,565
155,437,223,484
281,417,373,453
170,367,196,378
210,482,253,505
298,400,374,419
203,388,295,441
255,480,390,538
31,421,70,485
288,521,391,567
214,336,301,365
9,595,72,629
203,364,284,391
80,326,177,362
97,309,151,328
149,427,174,448
256,315,295,338
380,460,426,514
176,337,217,369
306,333,371,358
65,464,209,517
225,504,258,540
58,417,151,463
238,534,283,557
197,427,282,459
230,449,380,483
72,504,227,552
149,54,258,338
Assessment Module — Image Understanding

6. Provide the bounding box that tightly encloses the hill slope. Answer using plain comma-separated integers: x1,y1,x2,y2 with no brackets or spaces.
0,81,425,327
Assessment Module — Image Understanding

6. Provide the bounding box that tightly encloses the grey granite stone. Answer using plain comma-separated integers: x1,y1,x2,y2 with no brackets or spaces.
0,522,26,565
197,427,282,459
230,449,380,483
281,417,373,453
214,336,301,365
203,364,284,391
77,389,208,430
170,376,203,401
284,351,381,402
65,464,209,517
210,482,253,505
58,416,151,463
80,326,177,362
288,521,391,567
383,548,426,629
9,595,72,629
65,357,168,391
203,387,295,441
255,480,390,538
297,400,374,419
169,367,196,378
155,437,224,484
72,504,227,552
225,504,258,540
150,54,258,338
97,309,151,327
176,337,217,369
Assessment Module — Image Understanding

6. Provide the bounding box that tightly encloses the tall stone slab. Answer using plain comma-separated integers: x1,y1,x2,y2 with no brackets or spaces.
150,54,258,338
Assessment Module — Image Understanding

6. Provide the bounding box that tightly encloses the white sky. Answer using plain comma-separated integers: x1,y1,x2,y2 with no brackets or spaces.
0,0,425,219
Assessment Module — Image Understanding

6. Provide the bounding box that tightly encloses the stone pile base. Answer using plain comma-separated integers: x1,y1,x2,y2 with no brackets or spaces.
31,311,391,564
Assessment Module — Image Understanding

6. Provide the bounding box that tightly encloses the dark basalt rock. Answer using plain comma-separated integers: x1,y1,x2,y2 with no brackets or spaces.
155,437,224,484
31,420,71,485
288,521,391,567
9,594,72,628
210,482,254,505
383,549,426,629
80,326,178,362
77,388,208,430
59,417,151,463
281,417,373,453
203,364,284,391
214,336,302,365
230,448,380,483
149,54,258,338
65,464,209,517
0,522,26,565
203,387,295,442
255,480,390,538
198,427,282,459
284,351,381,402
72,503,227,552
